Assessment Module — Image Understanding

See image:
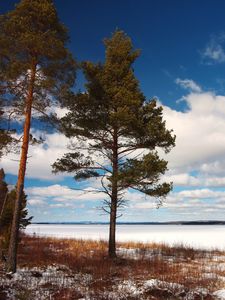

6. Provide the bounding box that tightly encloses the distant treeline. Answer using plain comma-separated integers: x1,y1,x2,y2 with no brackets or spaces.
31,221,225,225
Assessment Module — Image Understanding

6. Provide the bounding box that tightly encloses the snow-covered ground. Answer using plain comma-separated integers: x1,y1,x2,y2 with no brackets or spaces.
25,224,225,250
2,265,223,300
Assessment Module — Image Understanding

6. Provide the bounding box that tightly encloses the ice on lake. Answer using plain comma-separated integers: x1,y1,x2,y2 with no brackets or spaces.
25,224,225,250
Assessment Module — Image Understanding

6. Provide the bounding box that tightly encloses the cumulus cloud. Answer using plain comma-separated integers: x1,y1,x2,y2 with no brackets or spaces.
163,91,225,174
26,184,106,207
3,78,225,221
154,85,225,217
128,187,225,221
162,172,225,188
162,173,200,187
1,128,109,181
1,131,70,180
4,83,225,187
28,198,45,206
25,183,225,221
178,189,222,199
175,78,202,93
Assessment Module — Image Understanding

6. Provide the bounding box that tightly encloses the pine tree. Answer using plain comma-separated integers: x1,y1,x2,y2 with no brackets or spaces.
0,187,32,253
53,31,176,258
0,0,76,272
0,189,32,231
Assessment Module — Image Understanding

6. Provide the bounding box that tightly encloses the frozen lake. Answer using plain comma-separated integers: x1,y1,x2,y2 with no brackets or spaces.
25,224,225,250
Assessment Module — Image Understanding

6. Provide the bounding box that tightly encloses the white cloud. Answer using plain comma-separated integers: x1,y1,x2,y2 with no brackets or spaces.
49,203,77,208
1,131,70,180
163,172,225,188
163,91,225,174
200,160,225,176
162,173,200,186
28,198,45,206
177,188,222,199
204,44,225,62
46,106,69,118
175,78,202,93
25,182,225,221
128,187,225,219
5,83,225,188
131,202,156,209
26,184,106,206
202,34,225,63
205,176,225,187
3,76,225,221
0,104,71,180
1,127,110,181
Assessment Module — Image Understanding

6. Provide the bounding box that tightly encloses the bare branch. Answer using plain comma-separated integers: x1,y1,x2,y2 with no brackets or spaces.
101,175,111,198
116,213,123,219
101,207,111,214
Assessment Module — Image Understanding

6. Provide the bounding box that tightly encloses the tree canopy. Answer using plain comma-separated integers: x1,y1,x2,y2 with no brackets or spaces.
0,0,76,123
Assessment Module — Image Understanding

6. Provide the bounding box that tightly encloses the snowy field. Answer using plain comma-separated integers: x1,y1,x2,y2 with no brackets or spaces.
25,224,225,250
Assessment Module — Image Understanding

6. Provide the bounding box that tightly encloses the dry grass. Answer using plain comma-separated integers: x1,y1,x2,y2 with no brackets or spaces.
18,234,225,287
0,233,225,299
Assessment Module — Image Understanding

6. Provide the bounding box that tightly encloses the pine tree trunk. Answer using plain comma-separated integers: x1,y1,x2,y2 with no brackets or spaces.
108,128,118,258
108,193,117,258
7,62,37,273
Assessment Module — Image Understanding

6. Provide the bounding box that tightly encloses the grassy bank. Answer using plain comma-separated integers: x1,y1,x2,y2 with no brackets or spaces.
0,234,225,299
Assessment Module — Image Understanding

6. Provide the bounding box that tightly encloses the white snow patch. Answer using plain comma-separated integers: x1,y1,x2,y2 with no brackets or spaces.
213,289,225,299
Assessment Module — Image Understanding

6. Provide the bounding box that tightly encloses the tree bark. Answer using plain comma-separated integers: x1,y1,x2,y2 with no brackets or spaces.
108,128,118,258
108,192,117,258
7,62,37,273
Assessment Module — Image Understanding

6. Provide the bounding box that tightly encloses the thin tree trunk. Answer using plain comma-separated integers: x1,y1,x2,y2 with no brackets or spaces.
0,169,7,216
0,192,8,222
108,194,117,258
108,128,118,258
7,62,37,273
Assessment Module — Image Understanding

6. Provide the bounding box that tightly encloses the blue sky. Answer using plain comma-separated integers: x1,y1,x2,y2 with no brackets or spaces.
2,0,225,222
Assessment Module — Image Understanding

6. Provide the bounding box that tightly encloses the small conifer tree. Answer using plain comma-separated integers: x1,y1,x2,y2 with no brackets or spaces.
0,169,32,255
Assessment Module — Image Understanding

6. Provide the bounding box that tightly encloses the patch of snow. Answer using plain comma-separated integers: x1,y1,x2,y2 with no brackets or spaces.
213,289,225,299
0,264,93,300
117,280,142,296
144,278,184,290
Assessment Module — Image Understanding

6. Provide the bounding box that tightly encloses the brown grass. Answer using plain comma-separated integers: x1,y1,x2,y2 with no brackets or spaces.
0,233,224,299
17,234,224,287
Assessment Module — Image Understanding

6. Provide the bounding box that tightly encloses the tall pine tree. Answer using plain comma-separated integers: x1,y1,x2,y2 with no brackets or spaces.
0,0,76,272
53,31,175,258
